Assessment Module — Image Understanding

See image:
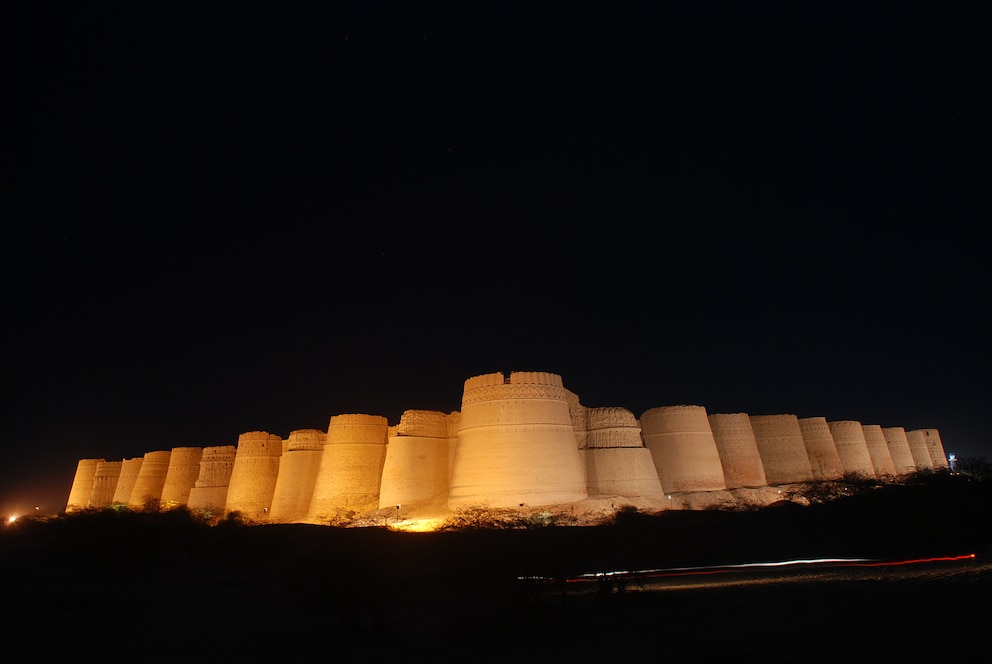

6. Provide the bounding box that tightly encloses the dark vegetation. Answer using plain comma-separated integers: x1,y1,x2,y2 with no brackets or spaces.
3,463,990,662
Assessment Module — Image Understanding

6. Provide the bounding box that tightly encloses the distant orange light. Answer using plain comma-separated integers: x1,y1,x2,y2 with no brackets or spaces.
6,515,17,524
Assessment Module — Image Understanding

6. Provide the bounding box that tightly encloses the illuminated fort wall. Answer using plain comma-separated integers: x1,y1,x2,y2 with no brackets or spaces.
307,414,389,521
448,372,588,509
861,425,897,477
707,413,767,489
66,459,103,512
160,447,204,508
905,429,935,471
186,445,236,512
797,417,845,481
379,410,453,512
110,457,143,504
89,460,122,508
582,406,665,498
64,371,950,516
269,429,326,523
127,450,172,508
641,405,727,494
828,421,876,477
749,414,814,485
881,427,918,476
225,432,282,519
920,429,949,470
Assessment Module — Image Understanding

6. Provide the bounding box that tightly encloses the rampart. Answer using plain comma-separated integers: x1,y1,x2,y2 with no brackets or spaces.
448,371,588,508
64,370,951,520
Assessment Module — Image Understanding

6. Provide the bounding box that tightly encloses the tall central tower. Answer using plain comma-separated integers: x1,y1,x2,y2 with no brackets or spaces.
448,371,588,509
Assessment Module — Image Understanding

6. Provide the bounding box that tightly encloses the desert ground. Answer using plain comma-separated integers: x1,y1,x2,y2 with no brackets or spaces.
3,476,989,662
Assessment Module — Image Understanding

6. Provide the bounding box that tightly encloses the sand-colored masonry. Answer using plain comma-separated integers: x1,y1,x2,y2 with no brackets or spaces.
65,371,949,516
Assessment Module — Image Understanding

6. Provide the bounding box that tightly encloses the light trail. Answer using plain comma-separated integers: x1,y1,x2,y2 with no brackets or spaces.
518,553,978,585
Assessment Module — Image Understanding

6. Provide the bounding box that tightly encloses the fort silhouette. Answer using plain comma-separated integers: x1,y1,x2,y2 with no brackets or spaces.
65,371,950,522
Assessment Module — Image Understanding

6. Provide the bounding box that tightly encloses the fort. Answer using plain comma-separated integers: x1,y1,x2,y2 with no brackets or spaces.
64,371,950,524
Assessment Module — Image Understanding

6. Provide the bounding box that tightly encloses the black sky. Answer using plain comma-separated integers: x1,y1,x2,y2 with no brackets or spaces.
5,2,990,514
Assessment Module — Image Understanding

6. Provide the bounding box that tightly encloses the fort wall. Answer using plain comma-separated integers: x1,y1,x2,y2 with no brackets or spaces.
919,429,949,470
379,410,452,511
583,406,664,498
828,421,876,477
307,414,389,522
63,370,954,518
111,457,144,504
65,459,103,512
160,447,204,508
708,413,767,489
89,460,122,508
641,405,727,494
187,445,236,512
798,417,845,481
881,427,917,476
127,450,173,508
225,432,282,519
749,414,814,485
861,425,897,477
448,371,588,508
905,429,935,471
269,429,326,523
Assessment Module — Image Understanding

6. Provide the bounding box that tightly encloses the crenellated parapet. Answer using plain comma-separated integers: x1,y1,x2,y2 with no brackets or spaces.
461,371,568,408
285,428,326,451
585,407,643,448
325,414,389,444
395,409,450,438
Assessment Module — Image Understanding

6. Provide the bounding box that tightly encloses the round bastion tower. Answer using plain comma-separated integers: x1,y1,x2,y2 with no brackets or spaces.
379,409,454,512
111,457,144,505
89,460,123,508
641,405,727,494
828,420,876,478
159,446,204,509
186,445,237,512
881,427,917,476
127,450,173,509
448,372,588,509
920,428,949,470
905,429,935,471
861,424,897,477
269,429,326,523
306,414,389,523
707,413,767,489
798,417,845,481
65,458,104,512
224,432,283,520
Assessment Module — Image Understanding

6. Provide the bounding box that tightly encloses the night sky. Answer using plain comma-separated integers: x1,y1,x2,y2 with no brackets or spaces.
6,3,989,515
